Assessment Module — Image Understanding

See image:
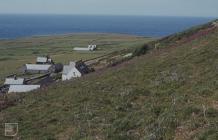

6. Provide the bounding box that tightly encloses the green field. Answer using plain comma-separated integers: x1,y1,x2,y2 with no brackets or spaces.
0,33,154,83
0,21,218,140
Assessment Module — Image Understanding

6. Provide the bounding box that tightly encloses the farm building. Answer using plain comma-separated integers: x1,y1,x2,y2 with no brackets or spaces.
8,85,40,93
73,44,97,51
4,77,25,85
62,60,90,81
3,76,40,93
36,56,53,64
88,45,97,50
24,64,53,74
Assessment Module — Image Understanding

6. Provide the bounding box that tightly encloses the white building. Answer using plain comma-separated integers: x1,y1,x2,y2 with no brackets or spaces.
62,65,81,81
4,78,25,85
8,85,40,93
4,77,40,93
24,64,52,73
36,56,53,64
73,44,97,51
88,45,97,51
62,61,90,81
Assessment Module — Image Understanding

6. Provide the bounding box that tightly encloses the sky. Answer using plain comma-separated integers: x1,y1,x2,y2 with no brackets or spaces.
0,0,217,17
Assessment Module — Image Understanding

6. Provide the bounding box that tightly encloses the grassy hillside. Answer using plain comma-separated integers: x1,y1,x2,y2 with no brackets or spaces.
0,21,218,139
0,33,153,84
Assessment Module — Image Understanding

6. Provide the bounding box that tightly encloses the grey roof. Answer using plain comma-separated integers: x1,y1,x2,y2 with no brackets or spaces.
26,64,52,71
4,78,24,85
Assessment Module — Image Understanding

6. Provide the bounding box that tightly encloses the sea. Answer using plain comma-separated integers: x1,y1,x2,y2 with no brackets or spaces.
0,14,215,39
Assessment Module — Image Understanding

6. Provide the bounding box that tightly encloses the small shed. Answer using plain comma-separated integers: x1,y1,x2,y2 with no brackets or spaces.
37,57,47,64
62,60,90,81
88,45,97,51
4,78,25,85
24,64,52,74
36,56,53,64
8,85,40,93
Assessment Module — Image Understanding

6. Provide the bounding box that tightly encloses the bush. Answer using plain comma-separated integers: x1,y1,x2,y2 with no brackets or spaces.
133,44,150,56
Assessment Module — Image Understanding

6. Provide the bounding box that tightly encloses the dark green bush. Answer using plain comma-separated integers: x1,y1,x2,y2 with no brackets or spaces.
133,44,150,56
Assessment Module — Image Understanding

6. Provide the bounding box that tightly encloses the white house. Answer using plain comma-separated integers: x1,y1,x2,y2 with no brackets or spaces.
24,64,52,73
4,77,25,85
88,45,97,51
62,60,90,81
73,44,97,51
8,85,40,93
36,56,53,64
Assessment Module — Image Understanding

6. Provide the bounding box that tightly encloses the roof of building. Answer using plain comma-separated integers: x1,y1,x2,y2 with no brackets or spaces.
4,78,25,85
26,64,52,71
73,47,90,51
8,85,40,93
37,57,48,63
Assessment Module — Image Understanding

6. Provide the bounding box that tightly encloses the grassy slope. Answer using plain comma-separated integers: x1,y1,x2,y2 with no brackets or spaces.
0,23,218,139
0,33,153,83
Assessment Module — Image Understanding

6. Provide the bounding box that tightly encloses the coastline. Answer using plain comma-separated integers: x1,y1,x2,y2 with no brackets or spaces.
0,15,214,39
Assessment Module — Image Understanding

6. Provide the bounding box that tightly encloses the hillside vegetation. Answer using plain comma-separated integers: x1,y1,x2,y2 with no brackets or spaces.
0,20,218,140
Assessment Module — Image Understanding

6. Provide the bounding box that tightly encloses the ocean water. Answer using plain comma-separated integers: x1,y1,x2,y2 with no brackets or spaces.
0,15,214,39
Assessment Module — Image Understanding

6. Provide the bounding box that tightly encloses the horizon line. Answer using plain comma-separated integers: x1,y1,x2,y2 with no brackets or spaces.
0,13,217,19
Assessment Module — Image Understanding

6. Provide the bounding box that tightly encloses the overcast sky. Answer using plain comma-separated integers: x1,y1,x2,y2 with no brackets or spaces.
0,0,217,17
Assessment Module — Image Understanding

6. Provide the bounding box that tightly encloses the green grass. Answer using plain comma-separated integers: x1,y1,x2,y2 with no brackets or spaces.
0,23,218,139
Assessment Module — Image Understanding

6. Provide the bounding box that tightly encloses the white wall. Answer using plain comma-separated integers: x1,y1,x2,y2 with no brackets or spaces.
62,67,82,81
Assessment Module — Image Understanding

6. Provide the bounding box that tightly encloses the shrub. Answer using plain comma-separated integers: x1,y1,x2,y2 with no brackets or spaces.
133,44,150,56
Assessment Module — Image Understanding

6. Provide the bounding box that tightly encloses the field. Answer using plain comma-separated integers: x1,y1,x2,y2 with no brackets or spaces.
0,33,154,84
